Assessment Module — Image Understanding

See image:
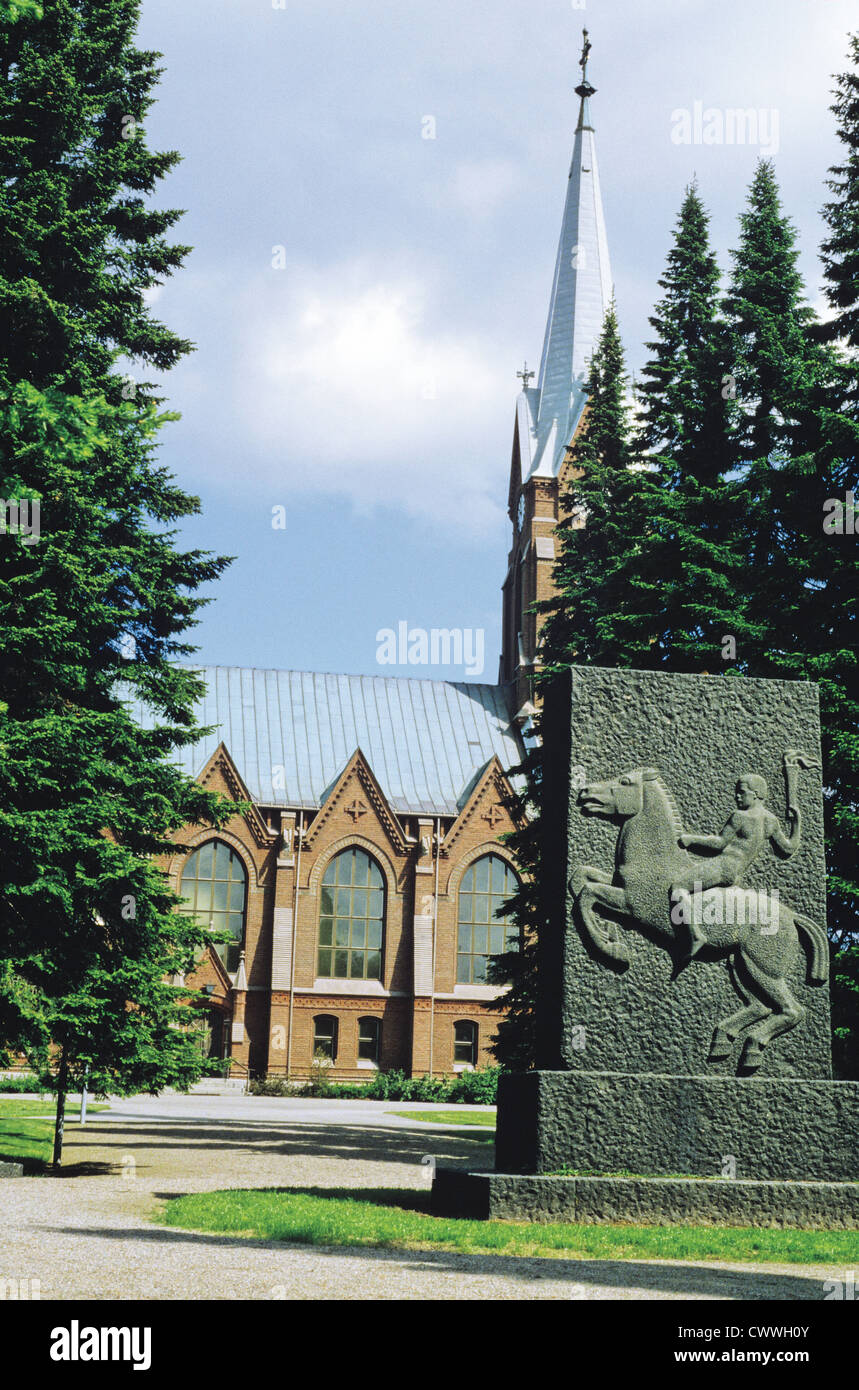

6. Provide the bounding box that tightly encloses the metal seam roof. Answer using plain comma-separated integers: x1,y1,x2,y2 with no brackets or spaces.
130,667,523,817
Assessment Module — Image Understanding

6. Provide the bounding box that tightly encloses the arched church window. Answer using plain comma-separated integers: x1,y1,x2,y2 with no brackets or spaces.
179,840,247,974
457,853,519,985
318,847,385,981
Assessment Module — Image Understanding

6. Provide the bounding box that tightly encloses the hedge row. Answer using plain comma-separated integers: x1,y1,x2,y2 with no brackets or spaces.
248,1065,500,1104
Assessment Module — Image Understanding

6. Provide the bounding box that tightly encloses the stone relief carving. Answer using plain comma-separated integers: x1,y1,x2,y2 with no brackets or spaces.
569,752,828,1071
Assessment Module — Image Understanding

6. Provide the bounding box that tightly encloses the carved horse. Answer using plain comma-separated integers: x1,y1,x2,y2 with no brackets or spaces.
572,767,828,1071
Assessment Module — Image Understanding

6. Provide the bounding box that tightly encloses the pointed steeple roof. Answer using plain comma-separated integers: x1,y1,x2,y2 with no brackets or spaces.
518,30,613,483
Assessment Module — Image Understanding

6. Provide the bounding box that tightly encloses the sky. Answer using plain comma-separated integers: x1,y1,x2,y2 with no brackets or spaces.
134,0,856,684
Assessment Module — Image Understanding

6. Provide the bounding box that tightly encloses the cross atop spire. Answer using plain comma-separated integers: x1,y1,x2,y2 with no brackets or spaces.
576,28,594,94
517,361,535,390
574,27,596,131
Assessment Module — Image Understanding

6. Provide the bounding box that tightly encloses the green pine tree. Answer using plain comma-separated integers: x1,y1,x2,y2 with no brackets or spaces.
820,33,859,364
804,38,859,1074
0,1,237,1159
722,161,827,656
628,182,754,671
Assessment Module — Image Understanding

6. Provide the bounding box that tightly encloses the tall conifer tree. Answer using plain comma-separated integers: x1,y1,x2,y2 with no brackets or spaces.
807,38,859,1073
0,0,236,1155
628,183,753,671
538,304,648,669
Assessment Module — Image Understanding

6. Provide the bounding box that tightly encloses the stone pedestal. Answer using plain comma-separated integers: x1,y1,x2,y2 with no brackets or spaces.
495,1071,858,1181
431,1168,859,1228
432,667,859,1226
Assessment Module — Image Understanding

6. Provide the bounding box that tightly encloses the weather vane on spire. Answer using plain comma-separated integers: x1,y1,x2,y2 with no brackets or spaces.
575,27,596,101
517,362,535,390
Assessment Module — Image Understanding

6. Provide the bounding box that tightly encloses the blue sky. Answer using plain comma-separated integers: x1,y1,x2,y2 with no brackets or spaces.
135,0,855,683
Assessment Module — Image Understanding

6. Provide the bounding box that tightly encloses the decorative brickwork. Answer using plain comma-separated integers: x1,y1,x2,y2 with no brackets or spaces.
166,739,522,1079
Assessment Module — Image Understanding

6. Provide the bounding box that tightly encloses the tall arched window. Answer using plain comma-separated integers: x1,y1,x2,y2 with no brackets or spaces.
179,840,247,974
318,848,385,980
457,853,519,985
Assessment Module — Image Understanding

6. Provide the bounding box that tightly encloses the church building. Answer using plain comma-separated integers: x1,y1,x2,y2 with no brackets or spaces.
161,33,613,1081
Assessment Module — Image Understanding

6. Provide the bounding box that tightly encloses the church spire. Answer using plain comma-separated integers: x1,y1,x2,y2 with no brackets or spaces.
500,34,615,697
528,28,613,479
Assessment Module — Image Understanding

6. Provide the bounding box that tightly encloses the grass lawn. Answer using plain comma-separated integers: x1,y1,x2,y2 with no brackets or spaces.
161,1186,859,1265
390,1109,496,1128
0,1098,106,1167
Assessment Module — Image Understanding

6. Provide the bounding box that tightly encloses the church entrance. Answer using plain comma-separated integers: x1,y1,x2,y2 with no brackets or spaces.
201,1007,229,1061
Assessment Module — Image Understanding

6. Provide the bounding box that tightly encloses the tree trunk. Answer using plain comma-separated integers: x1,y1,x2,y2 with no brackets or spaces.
52,1048,68,1168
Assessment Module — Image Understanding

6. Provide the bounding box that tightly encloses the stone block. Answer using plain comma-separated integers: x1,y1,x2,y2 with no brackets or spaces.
431,1168,859,1228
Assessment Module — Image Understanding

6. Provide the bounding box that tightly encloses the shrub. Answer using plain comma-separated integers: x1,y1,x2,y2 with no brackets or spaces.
410,1074,450,1103
248,1065,500,1103
0,1073,49,1094
448,1065,500,1105
248,1078,305,1097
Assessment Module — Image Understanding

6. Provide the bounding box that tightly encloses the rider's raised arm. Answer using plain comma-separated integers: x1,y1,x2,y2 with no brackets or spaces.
769,807,801,857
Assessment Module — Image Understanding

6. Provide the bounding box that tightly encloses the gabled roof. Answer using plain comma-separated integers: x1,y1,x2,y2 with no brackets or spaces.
304,747,408,854
516,34,613,489
130,667,523,817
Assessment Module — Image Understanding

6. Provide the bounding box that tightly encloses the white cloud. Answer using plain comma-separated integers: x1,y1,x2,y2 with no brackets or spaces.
232,259,512,530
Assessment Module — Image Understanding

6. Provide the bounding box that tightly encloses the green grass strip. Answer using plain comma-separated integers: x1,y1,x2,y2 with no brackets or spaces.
0,1099,107,1165
388,1109,496,1128
161,1187,859,1264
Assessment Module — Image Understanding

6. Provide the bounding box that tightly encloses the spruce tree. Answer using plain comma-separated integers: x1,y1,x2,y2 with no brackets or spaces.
628,183,753,671
820,33,859,364
721,161,826,660
0,1,236,1157
809,36,859,1073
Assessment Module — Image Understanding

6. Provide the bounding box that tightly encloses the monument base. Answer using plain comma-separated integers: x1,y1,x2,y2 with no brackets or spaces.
431,1170,859,1228
495,1071,859,1182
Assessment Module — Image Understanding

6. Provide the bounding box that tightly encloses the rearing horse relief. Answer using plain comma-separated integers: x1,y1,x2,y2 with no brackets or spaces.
570,752,828,1072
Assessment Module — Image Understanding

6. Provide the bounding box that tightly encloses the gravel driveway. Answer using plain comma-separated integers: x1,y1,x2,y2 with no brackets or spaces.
0,1094,844,1300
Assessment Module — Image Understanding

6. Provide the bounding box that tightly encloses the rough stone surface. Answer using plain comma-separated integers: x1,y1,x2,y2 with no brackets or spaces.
495,1071,859,1181
539,667,831,1079
432,1169,859,1229
0,1160,23,1178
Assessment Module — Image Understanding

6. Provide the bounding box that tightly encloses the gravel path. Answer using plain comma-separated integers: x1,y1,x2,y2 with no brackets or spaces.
0,1095,844,1300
